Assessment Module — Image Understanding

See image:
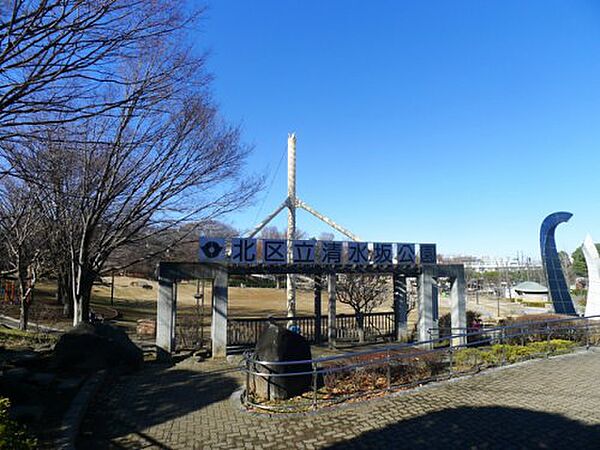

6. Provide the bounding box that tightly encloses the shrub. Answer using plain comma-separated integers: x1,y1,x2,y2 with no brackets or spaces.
321,348,447,395
499,314,582,345
0,398,36,449
453,348,483,372
452,339,577,373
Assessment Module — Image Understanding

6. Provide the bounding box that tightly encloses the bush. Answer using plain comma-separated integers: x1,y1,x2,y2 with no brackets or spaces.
0,398,36,449
452,339,577,373
453,348,483,372
321,348,447,396
499,314,582,345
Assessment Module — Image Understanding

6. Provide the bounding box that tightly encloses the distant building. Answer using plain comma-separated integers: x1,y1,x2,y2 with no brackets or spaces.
513,281,548,302
439,255,543,273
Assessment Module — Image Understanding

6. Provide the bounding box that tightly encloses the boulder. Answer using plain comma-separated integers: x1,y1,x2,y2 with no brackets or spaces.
251,323,312,400
53,323,143,372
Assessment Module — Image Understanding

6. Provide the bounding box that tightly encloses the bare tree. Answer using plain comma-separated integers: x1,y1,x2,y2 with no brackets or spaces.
108,220,239,277
3,4,262,325
0,0,199,143
0,180,45,329
336,274,390,342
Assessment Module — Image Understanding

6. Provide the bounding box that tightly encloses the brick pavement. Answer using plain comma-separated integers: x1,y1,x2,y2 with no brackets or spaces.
79,349,600,449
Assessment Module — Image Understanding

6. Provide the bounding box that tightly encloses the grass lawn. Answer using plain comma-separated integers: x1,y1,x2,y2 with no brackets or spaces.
1,276,426,333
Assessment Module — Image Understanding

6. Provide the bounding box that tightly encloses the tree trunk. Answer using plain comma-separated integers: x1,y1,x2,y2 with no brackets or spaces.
17,258,29,331
58,271,74,318
72,266,94,326
19,295,29,331
356,311,365,343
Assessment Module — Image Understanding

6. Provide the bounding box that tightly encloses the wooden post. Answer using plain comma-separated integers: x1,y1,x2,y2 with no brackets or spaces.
314,274,322,344
327,274,336,348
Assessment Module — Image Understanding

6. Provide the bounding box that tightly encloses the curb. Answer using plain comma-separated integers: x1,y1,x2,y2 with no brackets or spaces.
0,314,66,333
53,370,108,450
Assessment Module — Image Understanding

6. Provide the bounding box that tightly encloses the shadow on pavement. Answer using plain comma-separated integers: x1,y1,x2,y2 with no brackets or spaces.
325,406,600,449
77,362,240,449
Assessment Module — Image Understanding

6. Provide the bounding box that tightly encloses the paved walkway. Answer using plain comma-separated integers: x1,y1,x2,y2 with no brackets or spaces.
80,349,600,449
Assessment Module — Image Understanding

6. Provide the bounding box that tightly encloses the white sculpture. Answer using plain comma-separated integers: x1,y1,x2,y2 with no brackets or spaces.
583,234,600,318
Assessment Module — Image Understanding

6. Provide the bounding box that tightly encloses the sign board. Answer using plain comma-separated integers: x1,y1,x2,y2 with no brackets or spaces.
198,237,436,266
396,243,416,264
199,237,226,262
319,241,343,264
372,243,393,264
292,240,316,264
347,242,369,264
230,238,257,264
262,239,287,264
419,244,437,264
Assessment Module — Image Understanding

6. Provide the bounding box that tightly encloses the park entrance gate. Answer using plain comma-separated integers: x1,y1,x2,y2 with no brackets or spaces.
156,242,467,358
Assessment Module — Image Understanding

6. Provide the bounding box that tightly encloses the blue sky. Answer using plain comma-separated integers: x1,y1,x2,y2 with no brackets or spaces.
199,1,600,259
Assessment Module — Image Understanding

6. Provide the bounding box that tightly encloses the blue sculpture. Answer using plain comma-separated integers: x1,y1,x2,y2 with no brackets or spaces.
540,212,576,315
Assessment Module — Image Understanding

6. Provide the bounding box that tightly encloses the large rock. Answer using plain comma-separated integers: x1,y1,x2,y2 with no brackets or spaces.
251,323,312,400
53,323,143,372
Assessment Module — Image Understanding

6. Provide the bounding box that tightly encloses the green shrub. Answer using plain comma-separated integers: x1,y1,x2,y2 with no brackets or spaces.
0,397,36,449
527,339,576,355
453,348,483,372
452,339,577,372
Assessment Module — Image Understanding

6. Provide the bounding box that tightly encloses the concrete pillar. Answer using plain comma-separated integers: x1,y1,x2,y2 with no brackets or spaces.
418,267,435,344
211,269,229,358
430,282,439,340
327,274,336,348
314,274,322,344
156,278,176,359
451,269,467,347
393,274,408,341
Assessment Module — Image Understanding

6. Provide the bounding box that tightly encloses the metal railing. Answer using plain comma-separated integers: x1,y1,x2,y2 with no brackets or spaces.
228,312,395,346
241,315,600,412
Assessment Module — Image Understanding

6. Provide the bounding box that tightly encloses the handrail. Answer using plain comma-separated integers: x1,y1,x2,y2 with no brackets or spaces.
242,315,600,412
243,315,600,370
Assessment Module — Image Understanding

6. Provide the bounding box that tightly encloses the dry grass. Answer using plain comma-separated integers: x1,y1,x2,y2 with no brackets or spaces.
91,276,385,318
8,276,421,330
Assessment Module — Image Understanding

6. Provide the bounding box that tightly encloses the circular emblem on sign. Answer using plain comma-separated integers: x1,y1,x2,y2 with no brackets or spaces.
201,241,223,258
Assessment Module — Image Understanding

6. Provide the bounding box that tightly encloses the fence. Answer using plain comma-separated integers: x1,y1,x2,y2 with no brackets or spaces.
241,315,600,412
0,279,18,304
228,311,395,346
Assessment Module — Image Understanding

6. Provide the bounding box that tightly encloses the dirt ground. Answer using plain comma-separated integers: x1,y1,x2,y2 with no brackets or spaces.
9,276,402,331
96,276,386,317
